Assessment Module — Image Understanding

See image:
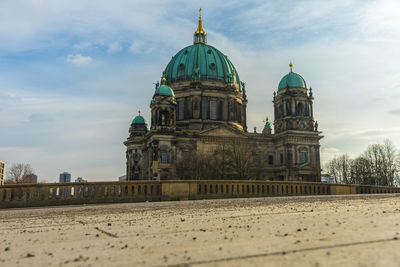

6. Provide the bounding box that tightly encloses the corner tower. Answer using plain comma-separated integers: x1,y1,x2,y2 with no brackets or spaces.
273,63,316,133
150,77,177,131
273,63,322,182
125,112,148,180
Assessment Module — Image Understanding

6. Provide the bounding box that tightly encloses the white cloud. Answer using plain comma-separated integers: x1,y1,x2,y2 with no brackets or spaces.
66,54,92,66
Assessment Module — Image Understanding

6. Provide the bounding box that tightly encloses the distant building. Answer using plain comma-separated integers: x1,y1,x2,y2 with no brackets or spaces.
26,174,38,183
119,175,127,181
59,172,71,183
321,176,335,183
0,161,5,185
75,177,87,183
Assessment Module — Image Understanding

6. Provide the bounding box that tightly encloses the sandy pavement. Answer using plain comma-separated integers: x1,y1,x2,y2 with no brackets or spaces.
0,194,400,267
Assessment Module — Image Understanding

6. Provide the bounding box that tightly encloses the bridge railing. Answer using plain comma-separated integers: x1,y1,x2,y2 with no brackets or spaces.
0,180,399,209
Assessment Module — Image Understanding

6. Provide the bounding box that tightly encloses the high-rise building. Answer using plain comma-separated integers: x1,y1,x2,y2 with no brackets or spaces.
0,161,5,185
59,172,71,183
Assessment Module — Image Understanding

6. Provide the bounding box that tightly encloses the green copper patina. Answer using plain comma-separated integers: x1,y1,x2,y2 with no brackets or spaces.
163,43,241,87
278,71,307,90
154,84,175,97
265,121,272,130
132,115,146,125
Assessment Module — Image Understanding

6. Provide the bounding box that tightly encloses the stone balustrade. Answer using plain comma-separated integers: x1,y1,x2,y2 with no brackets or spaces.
0,180,399,209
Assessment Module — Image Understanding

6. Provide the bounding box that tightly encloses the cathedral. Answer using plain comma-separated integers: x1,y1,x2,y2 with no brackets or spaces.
124,11,322,182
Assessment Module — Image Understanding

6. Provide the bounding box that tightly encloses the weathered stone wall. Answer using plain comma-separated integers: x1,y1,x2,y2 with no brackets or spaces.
0,181,399,209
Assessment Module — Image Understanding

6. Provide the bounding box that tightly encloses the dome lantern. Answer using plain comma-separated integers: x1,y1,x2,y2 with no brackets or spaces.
193,8,207,44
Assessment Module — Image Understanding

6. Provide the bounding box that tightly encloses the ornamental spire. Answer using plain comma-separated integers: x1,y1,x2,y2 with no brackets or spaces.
289,61,293,72
194,8,207,44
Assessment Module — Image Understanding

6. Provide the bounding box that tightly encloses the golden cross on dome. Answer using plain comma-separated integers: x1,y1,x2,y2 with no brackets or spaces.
289,60,293,72
138,110,141,115
199,8,202,19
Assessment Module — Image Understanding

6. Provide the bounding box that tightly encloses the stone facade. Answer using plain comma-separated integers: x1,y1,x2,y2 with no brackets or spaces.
124,14,323,182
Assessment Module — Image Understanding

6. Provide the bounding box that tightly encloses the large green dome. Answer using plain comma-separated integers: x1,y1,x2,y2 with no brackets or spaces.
163,43,241,86
278,71,307,90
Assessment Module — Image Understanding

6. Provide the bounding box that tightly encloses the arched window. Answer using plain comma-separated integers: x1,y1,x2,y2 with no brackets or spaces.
286,101,292,115
178,101,184,120
218,100,224,120
305,103,310,116
210,100,217,120
201,97,208,119
297,102,304,116
161,152,168,163
268,155,274,165
160,110,170,125
300,151,308,164
185,98,192,119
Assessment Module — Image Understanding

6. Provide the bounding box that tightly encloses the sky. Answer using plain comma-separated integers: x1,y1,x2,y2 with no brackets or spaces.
1,0,400,182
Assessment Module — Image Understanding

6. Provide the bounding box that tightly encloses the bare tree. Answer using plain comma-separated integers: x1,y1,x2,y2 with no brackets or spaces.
5,163,35,184
350,156,373,185
326,139,400,186
395,152,400,187
382,139,398,186
213,141,230,179
326,154,352,184
175,139,258,180
175,150,218,180
223,139,253,179
362,139,398,186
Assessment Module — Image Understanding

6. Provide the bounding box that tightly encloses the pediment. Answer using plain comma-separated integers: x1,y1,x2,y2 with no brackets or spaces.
200,124,247,138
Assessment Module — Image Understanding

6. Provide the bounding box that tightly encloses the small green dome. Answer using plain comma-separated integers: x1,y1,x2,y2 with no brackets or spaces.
265,121,272,130
278,72,307,90
163,43,240,86
155,84,175,97
132,115,146,125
